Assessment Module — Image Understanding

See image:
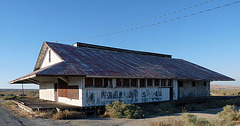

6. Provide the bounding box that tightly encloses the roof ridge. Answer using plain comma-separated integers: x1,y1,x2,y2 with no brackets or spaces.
74,42,172,58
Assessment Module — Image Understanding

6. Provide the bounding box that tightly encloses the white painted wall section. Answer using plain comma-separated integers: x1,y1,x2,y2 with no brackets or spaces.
40,47,63,68
58,97,82,106
39,82,55,101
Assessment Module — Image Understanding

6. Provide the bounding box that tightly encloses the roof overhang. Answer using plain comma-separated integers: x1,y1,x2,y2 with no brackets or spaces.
9,74,86,84
9,74,39,84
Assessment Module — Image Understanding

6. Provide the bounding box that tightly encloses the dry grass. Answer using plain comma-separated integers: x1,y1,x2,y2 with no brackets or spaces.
151,118,183,126
0,89,39,100
151,113,234,126
211,89,240,96
1,100,85,120
52,110,85,120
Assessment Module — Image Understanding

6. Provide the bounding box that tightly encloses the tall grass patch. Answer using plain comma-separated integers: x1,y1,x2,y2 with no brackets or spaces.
217,105,240,121
105,101,144,119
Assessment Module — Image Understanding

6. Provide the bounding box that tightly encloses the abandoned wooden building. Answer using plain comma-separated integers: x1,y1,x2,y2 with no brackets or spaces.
9,42,234,107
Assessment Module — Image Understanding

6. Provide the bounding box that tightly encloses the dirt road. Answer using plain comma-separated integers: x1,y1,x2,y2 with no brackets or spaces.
0,101,24,126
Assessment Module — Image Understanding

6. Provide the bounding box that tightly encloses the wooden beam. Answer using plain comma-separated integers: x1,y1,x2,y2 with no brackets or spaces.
59,77,69,83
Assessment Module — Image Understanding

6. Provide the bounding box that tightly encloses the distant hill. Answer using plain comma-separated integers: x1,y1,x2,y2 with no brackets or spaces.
211,84,240,90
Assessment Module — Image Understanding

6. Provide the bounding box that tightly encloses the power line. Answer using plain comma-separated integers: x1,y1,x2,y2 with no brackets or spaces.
57,0,240,42
57,0,214,42
61,0,214,41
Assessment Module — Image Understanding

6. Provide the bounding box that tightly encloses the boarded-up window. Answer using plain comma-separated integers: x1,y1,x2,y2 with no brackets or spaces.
168,79,173,86
147,79,153,86
131,79,137,87
85,78,93,87
178,80,183,87
95,78,102,87
154,79,159,86
116,79,122,87
58,79,68,97
140,79,145,87
161,79,166,87
67,86,79,99
123,79,130,87
58,78,79,99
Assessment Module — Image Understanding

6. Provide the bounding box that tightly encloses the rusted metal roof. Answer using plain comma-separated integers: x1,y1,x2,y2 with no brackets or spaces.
10,42,234,84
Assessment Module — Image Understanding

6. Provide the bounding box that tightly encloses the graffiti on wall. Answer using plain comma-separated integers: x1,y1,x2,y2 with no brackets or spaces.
83,88,169,106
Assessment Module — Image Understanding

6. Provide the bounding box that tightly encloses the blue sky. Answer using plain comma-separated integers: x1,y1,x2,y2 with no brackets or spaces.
0,0,239,89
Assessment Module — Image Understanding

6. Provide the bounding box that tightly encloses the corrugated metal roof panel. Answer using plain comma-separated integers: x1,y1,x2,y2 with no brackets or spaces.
9,42,234,84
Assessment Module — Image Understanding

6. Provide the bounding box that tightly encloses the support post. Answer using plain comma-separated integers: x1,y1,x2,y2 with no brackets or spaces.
22,83,24,95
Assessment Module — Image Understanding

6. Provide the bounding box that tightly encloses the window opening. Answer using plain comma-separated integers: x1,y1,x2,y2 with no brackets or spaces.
178,80,183,87
85,78,93,87
95,78,102,87
140,79,145,87
147,79,153,86
168,79,173,86
131,79,137,87
203,81,207,87
103,78,109,88
123,79,130,87
161,79,166,87
192,81,196,87
116,79,122,87
154,79,159,86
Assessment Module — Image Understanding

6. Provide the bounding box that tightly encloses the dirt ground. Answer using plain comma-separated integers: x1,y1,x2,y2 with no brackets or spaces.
1,100,225,126
3,99,240,126
58,108,223,126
